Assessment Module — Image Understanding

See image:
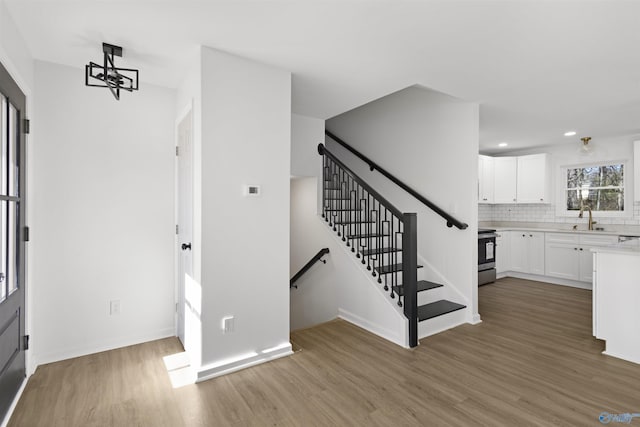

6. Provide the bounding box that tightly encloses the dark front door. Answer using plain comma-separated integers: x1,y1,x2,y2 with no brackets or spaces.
0,60,27,420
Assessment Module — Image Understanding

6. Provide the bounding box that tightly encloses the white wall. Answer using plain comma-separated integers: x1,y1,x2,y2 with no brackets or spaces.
326,85,480,321
291,114,324,177
197,47,292,380
291,113,324,215
290,177,337,330
32,60,176,364
0,1,34,93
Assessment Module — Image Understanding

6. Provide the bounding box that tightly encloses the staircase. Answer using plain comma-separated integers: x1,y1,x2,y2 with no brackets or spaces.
318,141,466,348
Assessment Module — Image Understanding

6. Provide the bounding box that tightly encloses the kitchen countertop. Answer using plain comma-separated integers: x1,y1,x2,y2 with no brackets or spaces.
591,239,640,255
479,221,640,237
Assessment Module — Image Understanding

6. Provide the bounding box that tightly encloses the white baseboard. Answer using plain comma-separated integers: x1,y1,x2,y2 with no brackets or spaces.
35,327,176,366
1,377,27,427
470,313,482,324
338,308,408,348
602,350,640,365
196,342,293,383
502,272,592,290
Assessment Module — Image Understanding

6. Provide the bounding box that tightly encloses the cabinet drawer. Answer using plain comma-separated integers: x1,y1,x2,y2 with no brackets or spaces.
580,235,618,246
546,233,579,244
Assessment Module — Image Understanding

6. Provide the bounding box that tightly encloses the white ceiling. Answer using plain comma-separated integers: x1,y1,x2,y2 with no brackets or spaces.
5,0,640,153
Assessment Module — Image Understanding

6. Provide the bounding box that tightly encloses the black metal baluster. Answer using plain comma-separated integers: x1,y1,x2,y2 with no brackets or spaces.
379,207,387,285
360,192,367,264
365,193,371,269
389,216,396,300
322,155,328,221
336,167,343,237
351,182,359,254
372,199,379,278
396,226,403,307
355,184,362,257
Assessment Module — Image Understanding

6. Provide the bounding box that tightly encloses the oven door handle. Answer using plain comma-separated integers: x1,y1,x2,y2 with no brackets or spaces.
479,233,498,239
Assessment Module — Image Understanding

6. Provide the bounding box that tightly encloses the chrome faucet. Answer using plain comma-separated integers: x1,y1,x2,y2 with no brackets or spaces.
578,204,597,230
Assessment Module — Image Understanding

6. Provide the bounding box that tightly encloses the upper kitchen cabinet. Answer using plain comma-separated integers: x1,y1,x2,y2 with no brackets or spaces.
478,155,494,203
493,157,518,203
517,153,550,203
479,153,550,204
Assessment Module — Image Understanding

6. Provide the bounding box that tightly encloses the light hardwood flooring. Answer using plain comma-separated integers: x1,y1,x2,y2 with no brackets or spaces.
9,277,640,426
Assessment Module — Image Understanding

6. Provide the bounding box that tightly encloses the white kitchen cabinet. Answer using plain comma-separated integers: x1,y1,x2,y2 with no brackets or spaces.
593,245,640,364
545,233,581,280
495,231,510,274
579,234,618,283
493,157,517,204
545,233,618,283
479,153,550,204
478,155,494,204
510,231,545,275
517,154,550,203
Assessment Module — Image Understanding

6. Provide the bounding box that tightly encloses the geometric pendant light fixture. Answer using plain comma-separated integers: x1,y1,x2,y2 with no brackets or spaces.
85,43,139,100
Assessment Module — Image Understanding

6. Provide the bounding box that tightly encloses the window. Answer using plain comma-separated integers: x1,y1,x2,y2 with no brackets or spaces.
563,163,625,214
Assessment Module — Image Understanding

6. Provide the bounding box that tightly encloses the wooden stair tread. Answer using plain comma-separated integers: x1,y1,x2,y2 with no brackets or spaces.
360,247,400,256
392,280,443,296
375,263,423,275
347,233,389,239
418,300,466,321
334,220,374,225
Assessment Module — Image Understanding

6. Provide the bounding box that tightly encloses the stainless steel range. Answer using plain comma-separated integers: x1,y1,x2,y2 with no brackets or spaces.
478,228,497,285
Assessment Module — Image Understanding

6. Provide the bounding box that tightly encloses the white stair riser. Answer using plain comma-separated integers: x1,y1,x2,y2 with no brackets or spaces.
418,308,467,339
417,287,445,306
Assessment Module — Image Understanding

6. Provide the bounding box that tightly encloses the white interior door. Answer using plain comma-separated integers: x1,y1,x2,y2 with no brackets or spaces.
177,108,193,347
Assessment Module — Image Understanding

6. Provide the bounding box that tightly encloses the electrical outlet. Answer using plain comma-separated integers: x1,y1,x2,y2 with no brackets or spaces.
110,300,121,315
222,316,234,333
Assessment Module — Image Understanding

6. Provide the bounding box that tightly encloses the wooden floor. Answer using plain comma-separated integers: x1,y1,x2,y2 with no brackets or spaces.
9,277,640,426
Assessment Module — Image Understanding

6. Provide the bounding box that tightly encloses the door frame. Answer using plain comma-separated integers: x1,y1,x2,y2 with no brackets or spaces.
0,57,28,424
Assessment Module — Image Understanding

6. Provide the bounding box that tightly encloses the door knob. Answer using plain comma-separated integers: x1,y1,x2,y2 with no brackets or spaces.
181,243,192,251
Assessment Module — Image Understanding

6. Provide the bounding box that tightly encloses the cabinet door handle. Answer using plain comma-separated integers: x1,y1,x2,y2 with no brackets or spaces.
522,234,526,237
513,198,517,202
579,248,583,251
529,234,533,237
574,248,578,250
540,198,544,201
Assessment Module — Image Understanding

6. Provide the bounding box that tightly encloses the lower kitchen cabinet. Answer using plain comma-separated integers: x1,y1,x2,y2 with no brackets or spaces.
510,231,545,275
544,233,618,283
545,234,581,280
495,231,510,274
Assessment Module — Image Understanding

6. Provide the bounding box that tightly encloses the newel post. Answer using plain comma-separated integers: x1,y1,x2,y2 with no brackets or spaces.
402,213,418,348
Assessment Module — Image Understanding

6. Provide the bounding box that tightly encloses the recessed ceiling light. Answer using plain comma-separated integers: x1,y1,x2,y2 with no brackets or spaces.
498,142,508,147
564,131,577,136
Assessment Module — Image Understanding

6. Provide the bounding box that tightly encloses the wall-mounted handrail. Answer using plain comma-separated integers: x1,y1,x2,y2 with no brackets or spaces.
290,248,330,288
325,129,468,230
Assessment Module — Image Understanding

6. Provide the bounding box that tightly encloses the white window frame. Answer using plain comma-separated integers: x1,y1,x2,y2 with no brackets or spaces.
556,159,631,218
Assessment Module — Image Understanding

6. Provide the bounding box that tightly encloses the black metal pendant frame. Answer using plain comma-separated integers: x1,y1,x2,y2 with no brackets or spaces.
85,43,139,100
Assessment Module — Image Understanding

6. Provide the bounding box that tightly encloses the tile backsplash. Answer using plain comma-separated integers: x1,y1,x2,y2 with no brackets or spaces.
479,201,640,226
